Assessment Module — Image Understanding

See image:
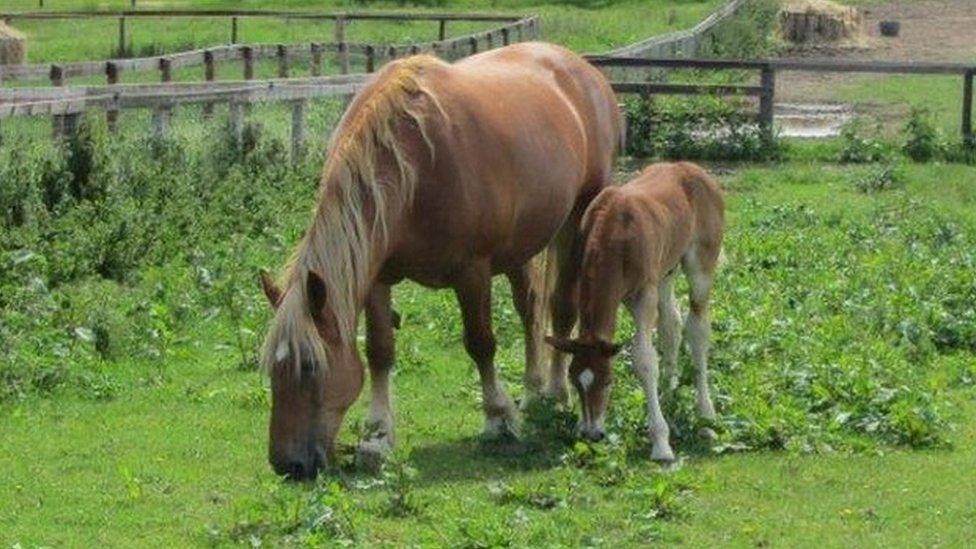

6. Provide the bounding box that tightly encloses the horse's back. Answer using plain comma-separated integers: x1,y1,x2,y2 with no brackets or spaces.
383,43,619,283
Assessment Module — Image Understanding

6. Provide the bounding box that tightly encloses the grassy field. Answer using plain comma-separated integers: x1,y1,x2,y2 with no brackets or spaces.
5,0,724,64
2,110,975,544
3,0,976,546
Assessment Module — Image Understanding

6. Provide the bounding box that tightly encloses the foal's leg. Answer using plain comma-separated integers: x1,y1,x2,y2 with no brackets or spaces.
455,262,518,437
626,286,675,462
547,226,582,403
358,283,396,467
683,250,717,432
657,273,682,397
507,264,545,397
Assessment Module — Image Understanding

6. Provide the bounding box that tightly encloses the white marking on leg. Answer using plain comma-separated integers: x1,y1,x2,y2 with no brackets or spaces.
657,276,682,393
578,369,594,391
627,291,675,462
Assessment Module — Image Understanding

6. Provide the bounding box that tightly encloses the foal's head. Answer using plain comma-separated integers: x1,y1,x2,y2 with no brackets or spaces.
546,336,622,441
260,271,365,481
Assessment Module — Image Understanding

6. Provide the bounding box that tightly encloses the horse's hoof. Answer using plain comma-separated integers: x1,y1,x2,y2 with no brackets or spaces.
356,437,392,473
483,415,519,440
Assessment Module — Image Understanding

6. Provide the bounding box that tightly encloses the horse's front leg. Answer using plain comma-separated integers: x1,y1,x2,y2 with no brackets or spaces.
455,261,518,438
506,263,546,401
357,283,397,470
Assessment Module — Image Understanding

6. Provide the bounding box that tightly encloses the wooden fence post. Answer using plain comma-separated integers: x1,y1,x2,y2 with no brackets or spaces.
153,57,172,140
277,44,289,78
469,36,478,55
117,16,127,57
310,43,322,77
203,50,215,118
231,16,239,44
438,19,447,41
486,32,493,51
290,100,305,165
105,62,119,133
242,46,253,80
50,64,77,140
759,64,776,143
335,16,349,74
502,27,510,46
366,45,375,73
962,69,974,145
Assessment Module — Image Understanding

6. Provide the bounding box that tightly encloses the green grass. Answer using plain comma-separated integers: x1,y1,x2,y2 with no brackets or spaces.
3,127,976,544
5,0,723,64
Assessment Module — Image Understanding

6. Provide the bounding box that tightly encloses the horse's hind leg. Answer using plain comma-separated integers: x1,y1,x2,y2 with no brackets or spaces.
682,246,718,436
456,261,518,437
507,264,545,398
657,273,682,398
357,283,397,470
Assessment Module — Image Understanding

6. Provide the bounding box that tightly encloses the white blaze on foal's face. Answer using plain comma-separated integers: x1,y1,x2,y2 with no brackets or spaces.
577,369,595,391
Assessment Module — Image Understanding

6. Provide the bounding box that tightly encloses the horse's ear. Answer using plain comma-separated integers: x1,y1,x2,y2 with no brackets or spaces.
306,270,340,343
260,270,282,309
546,335,583,354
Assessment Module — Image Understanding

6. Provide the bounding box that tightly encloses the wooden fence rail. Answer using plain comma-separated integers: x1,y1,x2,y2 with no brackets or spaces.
587,56,976,143
0,14,539,83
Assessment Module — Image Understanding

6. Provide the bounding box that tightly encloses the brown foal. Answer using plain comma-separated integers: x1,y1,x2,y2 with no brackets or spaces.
547,162,725,461
259,42,621,480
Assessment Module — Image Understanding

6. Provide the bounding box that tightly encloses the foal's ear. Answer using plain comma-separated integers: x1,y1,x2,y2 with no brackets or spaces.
598,340,625,357
306,270,340,344
259,270,282,309
545,336,584,354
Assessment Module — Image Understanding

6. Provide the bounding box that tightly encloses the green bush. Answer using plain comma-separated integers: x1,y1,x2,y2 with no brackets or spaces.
839,118,892,163
624,95,781,161
902,107,947,162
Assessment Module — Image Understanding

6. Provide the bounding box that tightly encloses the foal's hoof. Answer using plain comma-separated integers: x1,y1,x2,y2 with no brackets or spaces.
650,444,677,464
356,437,392,473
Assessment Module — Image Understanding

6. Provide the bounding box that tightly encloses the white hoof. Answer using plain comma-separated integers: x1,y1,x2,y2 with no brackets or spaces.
483,414,519,439
651,442,676,463
356,436,392,472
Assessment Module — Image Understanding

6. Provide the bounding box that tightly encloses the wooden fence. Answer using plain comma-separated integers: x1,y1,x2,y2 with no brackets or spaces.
588,56,976,144
605,0,749,59
0,11,540,163
0,11,538,83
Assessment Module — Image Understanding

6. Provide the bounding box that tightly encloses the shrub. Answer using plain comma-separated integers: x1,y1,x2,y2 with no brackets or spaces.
624,95,781,161
839,118,892,163
902,107,946,162
850,163,905,193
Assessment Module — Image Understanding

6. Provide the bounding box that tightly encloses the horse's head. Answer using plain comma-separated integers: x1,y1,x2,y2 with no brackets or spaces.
260,270,364,481
546,336,622,442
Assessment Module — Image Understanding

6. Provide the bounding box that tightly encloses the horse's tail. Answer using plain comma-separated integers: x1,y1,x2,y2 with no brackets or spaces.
526,241,559,392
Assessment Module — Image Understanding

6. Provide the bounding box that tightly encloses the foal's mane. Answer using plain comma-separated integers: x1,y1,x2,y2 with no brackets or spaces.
262,54,447,375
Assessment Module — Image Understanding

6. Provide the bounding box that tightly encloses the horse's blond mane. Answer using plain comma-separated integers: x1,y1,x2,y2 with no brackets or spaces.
262,54,447,375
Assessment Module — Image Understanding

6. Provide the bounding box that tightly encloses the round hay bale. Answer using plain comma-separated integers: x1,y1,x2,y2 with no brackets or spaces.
0,21,27,65
779,0,863,44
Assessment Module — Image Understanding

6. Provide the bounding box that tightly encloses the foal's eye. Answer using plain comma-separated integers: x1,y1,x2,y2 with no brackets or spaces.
300,357,316,377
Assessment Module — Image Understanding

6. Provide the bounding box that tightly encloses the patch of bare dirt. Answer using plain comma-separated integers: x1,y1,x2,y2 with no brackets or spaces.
776,0,976,101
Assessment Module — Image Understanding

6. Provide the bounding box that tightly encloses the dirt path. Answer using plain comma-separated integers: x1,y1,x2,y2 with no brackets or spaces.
777,0,976,102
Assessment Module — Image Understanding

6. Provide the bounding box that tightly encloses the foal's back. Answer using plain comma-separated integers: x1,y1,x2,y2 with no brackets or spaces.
581,162,724,293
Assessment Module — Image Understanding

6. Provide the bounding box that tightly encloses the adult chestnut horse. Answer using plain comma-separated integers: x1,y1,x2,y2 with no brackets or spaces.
259,42,621,480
